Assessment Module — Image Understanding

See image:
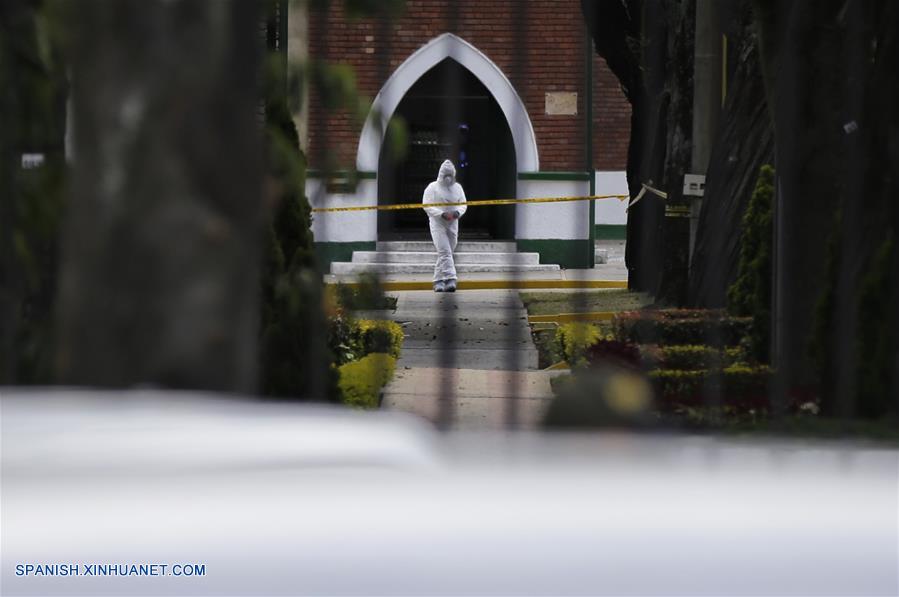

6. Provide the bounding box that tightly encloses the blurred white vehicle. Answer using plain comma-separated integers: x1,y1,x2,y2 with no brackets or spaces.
2,389,897,596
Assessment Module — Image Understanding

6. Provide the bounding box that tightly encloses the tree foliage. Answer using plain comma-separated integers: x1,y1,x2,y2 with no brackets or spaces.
727,165,774,363
0,0,67,383
259,6,332,400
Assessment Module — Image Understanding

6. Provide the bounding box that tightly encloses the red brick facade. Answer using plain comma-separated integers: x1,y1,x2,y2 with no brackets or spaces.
593,54,631,171
308,0,630,173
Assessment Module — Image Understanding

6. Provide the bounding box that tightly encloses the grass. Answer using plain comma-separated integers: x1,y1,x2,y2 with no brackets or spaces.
712,416,899,443
521,290,652,368
519,289,652,316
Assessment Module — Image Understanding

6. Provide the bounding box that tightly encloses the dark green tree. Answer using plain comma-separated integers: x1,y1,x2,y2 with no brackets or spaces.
727,165,774,363
259,2,331,400
0,0,68,384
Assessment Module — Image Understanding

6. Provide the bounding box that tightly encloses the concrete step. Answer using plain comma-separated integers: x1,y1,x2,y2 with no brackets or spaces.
330,262,560,275
376,241,517,253
351,251,540,265
594,249,608,264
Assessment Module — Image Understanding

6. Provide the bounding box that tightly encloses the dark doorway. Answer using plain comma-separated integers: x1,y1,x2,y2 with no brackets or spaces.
378,59,517,240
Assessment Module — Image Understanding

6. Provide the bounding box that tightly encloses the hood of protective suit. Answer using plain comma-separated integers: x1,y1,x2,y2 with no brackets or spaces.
438,160,456,186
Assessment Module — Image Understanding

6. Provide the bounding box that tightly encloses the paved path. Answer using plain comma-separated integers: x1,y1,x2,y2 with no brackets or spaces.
381,290,556,430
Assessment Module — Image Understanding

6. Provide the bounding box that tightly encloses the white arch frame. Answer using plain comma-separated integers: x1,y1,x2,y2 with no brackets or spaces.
356,33,539,174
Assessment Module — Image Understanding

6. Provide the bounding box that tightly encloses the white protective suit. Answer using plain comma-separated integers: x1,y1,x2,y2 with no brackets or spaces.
422,160,467,282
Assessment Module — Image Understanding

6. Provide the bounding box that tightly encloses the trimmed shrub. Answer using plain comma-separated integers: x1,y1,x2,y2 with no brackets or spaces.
555,323,603,365
328,316,404,366
640,345,746,371
338,353,397,409
354,319,404,359
648,365,772,411
613,310,752,346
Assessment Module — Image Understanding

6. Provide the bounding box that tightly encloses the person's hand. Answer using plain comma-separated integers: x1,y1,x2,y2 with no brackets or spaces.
441,212,453,221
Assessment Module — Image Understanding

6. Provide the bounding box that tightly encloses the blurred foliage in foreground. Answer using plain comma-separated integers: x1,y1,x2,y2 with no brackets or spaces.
0,1,67,384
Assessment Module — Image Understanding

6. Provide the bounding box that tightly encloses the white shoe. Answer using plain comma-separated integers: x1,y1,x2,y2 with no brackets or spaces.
445,279,457,292
433,280,446,293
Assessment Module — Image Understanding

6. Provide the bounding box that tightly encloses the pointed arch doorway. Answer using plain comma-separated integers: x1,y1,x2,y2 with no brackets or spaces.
357,33,539,243
377,58,516,240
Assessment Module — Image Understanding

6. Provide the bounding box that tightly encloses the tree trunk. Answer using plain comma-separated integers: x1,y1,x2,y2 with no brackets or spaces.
689,5,775,308
582,0,696,301
55,1,264,393
756,0,899,414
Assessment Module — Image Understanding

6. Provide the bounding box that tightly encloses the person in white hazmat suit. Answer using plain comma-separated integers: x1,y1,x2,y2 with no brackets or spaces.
422,160,467,292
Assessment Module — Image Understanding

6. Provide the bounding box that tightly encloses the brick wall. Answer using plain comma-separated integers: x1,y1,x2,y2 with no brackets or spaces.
593,53,631,171
308,0,630,172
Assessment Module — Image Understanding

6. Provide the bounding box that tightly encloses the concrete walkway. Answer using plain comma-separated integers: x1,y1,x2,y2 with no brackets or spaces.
381,290,556,430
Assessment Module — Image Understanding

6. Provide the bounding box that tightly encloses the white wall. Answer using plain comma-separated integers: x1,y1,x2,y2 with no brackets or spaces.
594,171,629,226
307,179,378,243
515,179,591,240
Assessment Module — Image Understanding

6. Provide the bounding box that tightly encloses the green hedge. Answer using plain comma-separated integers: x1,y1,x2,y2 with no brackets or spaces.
648,365,772,410
640,345,746,371
338,353,397,409
354,319,404,360
328,316,404,366
613,310,752,347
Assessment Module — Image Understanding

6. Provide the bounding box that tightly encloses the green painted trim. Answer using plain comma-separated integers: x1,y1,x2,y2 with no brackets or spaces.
314,241,376,271
307,169,377,180
516,239,593,269
594,224,627,241
517,171,591,181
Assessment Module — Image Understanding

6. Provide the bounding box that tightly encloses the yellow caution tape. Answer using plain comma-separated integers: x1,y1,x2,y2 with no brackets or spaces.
311,193,630,213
